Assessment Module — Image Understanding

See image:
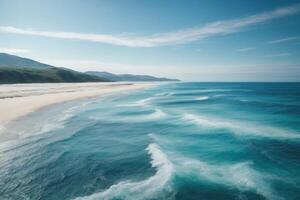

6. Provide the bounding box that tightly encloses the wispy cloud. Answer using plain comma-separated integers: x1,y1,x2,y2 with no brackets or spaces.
264,53,292,57
0,4,300,47
268,36,299,44
237,47,255,52
0,47,30,54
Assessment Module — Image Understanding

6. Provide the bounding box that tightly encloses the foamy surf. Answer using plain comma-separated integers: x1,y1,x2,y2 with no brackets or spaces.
182,113,300,140
146,109,167,120
175,157,279,200
73,143,174,200
58,105,81,122
6,102,89,140
125,108,168,122
117,97,156,107
195,96,209,101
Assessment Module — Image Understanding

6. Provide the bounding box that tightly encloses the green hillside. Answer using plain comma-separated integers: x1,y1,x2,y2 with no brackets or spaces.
0,67,109,84
0,53,110,84
0,53,53,69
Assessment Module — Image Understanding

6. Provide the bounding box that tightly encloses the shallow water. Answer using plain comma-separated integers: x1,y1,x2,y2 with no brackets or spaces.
1,82,300,200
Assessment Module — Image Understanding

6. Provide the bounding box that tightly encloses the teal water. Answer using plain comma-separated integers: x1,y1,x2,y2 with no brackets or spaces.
0,82,300,200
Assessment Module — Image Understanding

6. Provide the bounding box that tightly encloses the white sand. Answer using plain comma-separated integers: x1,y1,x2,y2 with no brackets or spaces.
0,82,155,124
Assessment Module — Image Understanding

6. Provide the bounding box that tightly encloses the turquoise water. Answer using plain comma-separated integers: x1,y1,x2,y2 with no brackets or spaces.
1,82,300,200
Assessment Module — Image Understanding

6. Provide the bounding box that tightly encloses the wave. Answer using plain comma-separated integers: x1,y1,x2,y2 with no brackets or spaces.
174,157,278,200
154,92,174,97
182,113,300,140
127,109,167,122
34,105,81,134
136,97,156,106
15,102,89,139
147,133,277,199
146,109,167,120
195,96,209,101
117,97,156,107
73,143,174,200
57,105,80,122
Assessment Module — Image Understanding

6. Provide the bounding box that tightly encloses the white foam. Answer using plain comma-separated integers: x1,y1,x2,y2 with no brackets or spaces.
16,103,88,139
182,113,300,140
136,97,156,106
183,113,223,128
34,105,81,135
117,97,156,107
176,157,278,200
73,143,174,200
195,96,209,101
57,105,79,122
146,109,167,120
132,109,167,121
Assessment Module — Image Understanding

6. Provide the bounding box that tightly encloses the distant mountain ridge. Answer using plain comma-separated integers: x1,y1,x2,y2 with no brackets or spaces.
0,53,109,84
0,53,53,69
85,71,179,82
0,53,179,84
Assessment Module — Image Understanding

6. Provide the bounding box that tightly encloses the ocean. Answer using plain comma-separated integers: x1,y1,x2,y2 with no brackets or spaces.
0,82,300,200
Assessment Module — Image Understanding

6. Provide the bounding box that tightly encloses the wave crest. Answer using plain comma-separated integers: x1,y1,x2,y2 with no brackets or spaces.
146,109,167,120
154,92,173,97
195,96,209,101
118,97,156,107
73,143,174,200
176,157,278,200
182,113,300,140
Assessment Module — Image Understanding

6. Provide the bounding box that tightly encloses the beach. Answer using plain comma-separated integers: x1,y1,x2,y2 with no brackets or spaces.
0,82,154,124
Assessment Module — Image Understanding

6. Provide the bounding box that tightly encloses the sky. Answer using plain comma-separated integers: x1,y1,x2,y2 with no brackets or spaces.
0,0,300,81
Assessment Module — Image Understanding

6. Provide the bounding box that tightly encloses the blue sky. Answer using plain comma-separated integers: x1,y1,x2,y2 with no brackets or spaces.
0,0,300,81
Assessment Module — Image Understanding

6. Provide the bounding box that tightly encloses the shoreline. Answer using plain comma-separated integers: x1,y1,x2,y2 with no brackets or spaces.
0,82,156,125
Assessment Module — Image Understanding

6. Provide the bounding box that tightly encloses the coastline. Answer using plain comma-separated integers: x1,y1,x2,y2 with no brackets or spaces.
0,82,156,125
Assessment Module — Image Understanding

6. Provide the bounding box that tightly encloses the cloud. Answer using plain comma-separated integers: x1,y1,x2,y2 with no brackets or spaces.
264,53,292,57
0,47,30,54
268,36,299,44
237,47,255,52
0,4,300,47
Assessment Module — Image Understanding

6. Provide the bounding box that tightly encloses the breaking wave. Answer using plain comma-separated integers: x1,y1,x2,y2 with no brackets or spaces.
174,157,279,200
182,113,300,140
195,96,209,101
117,97,156,107
146,109,167,120
11,102,88,139
73,143,174,200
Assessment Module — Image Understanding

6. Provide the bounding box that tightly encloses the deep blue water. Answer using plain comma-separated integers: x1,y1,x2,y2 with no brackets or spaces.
1,82,300,200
